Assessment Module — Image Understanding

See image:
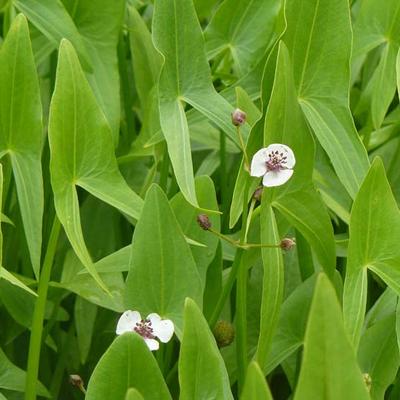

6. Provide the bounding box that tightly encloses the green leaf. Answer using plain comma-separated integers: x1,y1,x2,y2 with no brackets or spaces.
254,203,283,368
125,185,202,334
0,159,37,298
241,361,273,400
204,0,281,76
266,275,316,374
86,333,172,400
127,5,162,112
343,158,400,349
262,42,336,276
125,389,144,400
352,0,400,129
152,0,245,206
64,0,125,139
359,314,399,399
0,14,43,277
179,298,233,400
283,0,369,199
13,0,91,68
49,40,143,290
170,176,220,286
0,348,49,396
75,296,97,364
294,274,370,400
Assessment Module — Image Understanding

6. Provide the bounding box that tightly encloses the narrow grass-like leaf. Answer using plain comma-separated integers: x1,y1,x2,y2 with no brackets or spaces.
125,185,202,334
0,14,43,277
179,298,233,400
241,362,273,400
343,158,400,349
86,333,172,400
294,274,370,400
254,202,283,368
152,0,245,206
283,0,369,198
49,40,143,291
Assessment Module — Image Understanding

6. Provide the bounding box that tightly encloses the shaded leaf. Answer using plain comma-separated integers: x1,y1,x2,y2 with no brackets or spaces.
179,298,233,400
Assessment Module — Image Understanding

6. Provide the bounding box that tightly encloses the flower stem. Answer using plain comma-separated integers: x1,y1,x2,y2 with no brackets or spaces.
237,126,250,171
208,227,280,250
25,216,61,400
236,178,251,393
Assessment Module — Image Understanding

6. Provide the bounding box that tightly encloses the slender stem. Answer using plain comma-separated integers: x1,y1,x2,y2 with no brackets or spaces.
208,248,244,328
25,216,61,400
236,178,251,393
208,227,280,250
219,131,228,232
237,126,249,171
159,144,170,192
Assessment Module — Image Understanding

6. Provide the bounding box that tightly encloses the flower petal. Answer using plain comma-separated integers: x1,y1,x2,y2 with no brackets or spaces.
116,310,141,335
250,148,268,177
262,169,294,187
147,313,161,325
152,319,175,343
144,338,159,351
265,143,296,169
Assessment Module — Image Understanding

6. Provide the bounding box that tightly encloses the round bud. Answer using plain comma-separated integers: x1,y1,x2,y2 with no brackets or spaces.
280,237,296,251
213,320,235,348
231,108,247,126
197,214,212,230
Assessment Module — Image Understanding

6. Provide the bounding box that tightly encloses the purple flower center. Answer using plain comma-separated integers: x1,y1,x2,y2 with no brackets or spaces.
134,319,155,339
266,150,287,172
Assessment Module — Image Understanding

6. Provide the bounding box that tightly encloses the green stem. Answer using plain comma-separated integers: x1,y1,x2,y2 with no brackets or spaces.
208,227,280,250
159,145,170,192
237,126,249,171
220,131,228,231
236,178,251,393
25,216,61,400
208,178,252,330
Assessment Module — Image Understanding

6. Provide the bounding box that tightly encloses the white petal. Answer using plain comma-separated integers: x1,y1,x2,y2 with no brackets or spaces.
147,313,161,325
250,148,268,177
262,169,294,187
144,338,159,351
116,310,141,335
152,319,174,343
265,143,296,169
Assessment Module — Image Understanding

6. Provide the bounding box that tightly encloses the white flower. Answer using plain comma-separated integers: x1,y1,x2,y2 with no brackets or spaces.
116,310,174,351
250,144,295,187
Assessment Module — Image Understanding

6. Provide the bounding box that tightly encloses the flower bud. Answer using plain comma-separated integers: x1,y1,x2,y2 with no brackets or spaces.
253,187,263,202
363,373,372,392
280,237,296,251
69,374,85,392
197,214,212,230
213,320,235,348
231,108,247,126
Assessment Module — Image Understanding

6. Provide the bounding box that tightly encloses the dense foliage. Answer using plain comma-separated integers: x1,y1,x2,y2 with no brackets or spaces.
0,0,400,399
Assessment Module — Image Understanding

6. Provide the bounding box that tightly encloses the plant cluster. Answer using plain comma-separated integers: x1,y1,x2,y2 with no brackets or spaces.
0,0,400,399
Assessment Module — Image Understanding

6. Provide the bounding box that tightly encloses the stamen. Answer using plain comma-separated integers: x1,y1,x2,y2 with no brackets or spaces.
134,319,155,339
266,151,287,171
